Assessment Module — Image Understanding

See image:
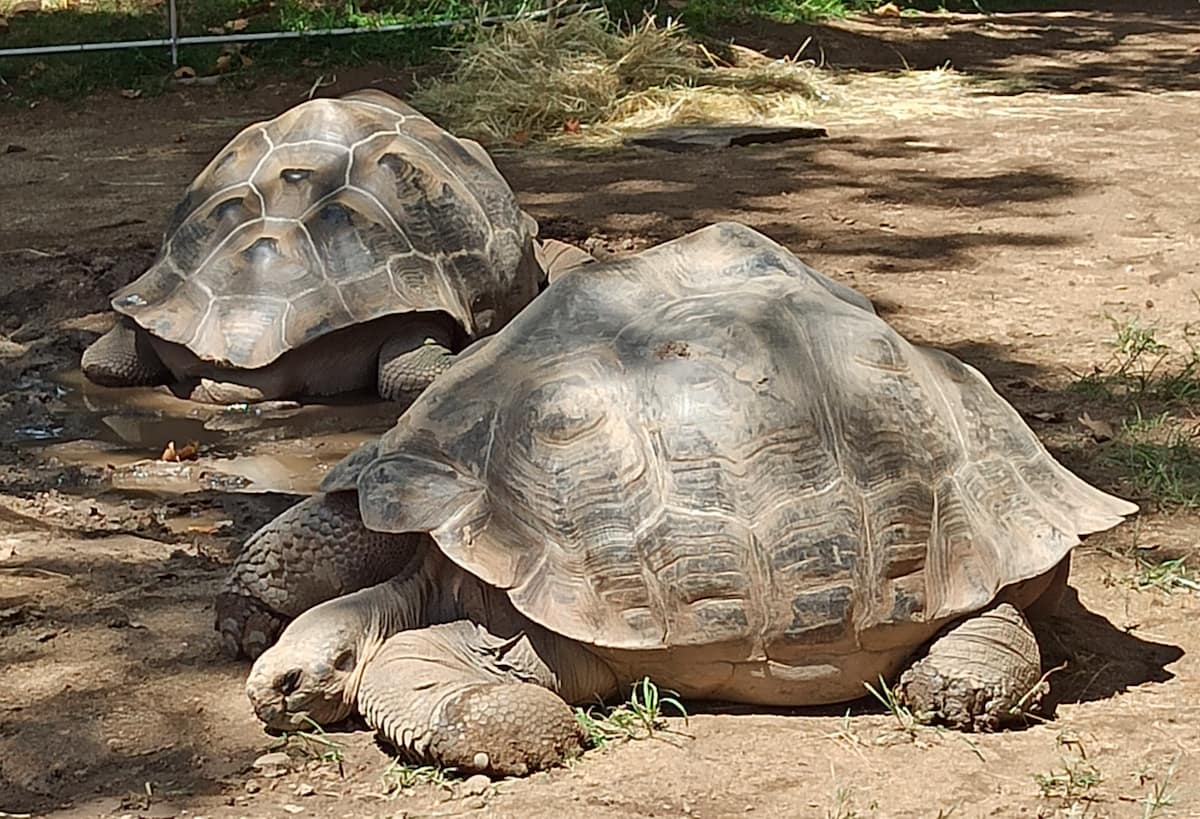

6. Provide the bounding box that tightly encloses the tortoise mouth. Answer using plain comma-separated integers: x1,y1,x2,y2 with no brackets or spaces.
246,678,350,731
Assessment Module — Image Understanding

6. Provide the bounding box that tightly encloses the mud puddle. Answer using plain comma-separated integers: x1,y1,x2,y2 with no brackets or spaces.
6,369,401,498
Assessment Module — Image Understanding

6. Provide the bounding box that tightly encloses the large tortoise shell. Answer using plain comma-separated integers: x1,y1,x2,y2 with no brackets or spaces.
109,89,540,369
324,222,1136,656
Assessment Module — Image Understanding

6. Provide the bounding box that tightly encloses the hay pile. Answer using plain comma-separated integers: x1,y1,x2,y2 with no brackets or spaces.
410,6,826,147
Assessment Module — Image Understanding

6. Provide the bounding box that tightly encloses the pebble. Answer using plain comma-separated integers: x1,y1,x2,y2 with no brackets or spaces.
244,779,261,794
461,773,491,797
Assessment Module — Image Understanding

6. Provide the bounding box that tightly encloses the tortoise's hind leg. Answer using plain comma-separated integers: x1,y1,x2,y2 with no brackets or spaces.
896,603,1044,732
358,621,596,776
81,318,170,387
376,314,456,404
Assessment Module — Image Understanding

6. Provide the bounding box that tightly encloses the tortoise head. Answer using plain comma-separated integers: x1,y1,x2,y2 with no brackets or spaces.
244,586,375,731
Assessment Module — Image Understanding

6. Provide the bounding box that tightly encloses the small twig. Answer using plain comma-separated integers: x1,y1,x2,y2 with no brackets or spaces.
304,74,336,100
0,566,72,580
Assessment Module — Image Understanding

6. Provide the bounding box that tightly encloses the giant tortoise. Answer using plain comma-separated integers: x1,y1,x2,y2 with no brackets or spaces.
81,89,584,405
225,222,1137,775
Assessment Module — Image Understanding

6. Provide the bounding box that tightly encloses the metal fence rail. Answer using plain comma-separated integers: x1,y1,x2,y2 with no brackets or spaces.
0,2,576,66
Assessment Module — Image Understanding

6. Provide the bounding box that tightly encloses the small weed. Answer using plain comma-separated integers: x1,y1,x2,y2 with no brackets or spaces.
863,675,917,734
1069,313,1200,510
1035,732,1102,808
826,783,860,819
574,676,689,749
273,716,345,776
1070,314,1200,406
1138,755,1181,819
379,759,453,796
1132,555,1200,594
1100,417,1200,509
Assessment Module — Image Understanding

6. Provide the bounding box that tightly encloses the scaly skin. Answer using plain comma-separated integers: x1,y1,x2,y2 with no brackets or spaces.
216,492,423,660
245,548,617,776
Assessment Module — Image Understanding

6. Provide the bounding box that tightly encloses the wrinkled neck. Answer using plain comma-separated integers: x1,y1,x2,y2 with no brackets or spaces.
343,559,438,708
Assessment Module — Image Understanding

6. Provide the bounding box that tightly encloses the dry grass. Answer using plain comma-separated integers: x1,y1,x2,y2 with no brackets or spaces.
410,6,827,147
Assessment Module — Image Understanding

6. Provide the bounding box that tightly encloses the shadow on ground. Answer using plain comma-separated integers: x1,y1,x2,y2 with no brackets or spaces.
718,0,1200,94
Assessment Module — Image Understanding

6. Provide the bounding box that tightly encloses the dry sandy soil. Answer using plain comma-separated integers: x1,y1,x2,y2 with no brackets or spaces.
1,3,1199,817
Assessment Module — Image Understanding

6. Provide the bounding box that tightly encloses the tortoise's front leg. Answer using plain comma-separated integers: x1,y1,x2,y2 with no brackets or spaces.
896,602,1044,731
358,621,590,776
81,318,170,387
216,492,421,660
376,314,456,403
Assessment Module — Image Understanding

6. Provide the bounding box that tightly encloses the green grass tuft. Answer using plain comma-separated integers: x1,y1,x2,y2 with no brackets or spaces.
1068,312,1200,511
379,759,453,795
574,676,689,749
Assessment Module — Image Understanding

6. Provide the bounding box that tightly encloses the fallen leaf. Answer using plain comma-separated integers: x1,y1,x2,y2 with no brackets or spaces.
239,53,254,68
1078,412,1115,442
224,17,249,31
119,88,143,99
161,441,178,462
206,25,224,34
511,130,530,146
175,440,200,461
215,54,234,73
873,2,901,16
1031,411,1062,423
563,118,582,134
173,65,196,79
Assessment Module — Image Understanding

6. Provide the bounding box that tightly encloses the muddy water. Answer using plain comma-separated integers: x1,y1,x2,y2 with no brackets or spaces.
8,369,401,497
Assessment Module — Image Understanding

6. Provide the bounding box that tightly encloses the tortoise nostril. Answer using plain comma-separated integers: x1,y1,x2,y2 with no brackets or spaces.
278,668,301,696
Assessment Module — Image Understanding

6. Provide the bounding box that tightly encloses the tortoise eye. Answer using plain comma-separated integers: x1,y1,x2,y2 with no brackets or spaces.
211,197,243,221
281,168,312,184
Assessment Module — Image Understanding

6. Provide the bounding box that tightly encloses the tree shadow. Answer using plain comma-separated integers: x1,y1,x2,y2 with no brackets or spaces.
503,133,1083,278
715,0,1200,94
1033,585,1183,714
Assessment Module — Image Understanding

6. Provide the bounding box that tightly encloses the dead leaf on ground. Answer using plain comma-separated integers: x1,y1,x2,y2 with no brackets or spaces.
511,130,530,146
1078,412,1115,442
239,53,254,68
563,118,582,134
173,65,196,80
224,17,249,32
1031,410,1063,423
120,88,143,99
873,2,902,16
160,440,200,462
214,54,234,73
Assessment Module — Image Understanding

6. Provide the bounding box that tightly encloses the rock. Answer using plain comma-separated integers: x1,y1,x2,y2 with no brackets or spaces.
253,750,292,778
295,783,315,797
461,773,491,797
244,779,261,794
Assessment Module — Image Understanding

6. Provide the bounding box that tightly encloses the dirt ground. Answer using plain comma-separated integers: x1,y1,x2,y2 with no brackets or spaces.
2,3,1199,817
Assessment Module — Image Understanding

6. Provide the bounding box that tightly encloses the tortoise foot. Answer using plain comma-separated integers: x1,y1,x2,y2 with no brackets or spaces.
81,320,170,388
896,603,1045,731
